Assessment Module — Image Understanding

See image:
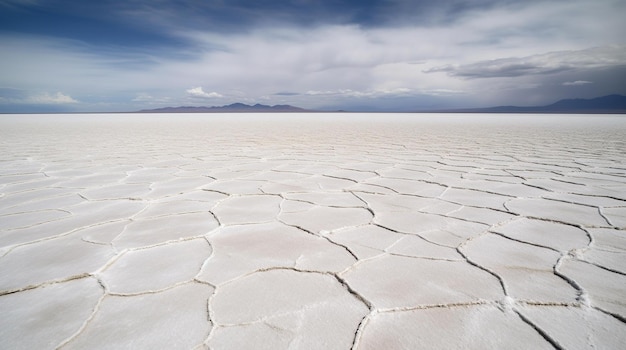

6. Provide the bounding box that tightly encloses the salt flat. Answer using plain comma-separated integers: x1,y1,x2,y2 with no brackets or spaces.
1,113,625,349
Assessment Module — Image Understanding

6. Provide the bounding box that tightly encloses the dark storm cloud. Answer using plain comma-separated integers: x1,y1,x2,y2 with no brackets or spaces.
0,0,539,44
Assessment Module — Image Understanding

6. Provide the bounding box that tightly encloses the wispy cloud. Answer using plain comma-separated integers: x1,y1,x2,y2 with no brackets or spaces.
131,93,171,104
0,88,78,104
563,80,593,86
0,0,39,8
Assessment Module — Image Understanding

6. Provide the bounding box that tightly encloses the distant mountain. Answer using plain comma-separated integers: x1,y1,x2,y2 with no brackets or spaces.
137,103,310,113
135,95,626,114
445,94,626,114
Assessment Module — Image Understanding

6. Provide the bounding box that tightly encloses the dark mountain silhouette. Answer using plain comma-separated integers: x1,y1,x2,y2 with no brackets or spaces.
443,94,626,114
138,103,311,113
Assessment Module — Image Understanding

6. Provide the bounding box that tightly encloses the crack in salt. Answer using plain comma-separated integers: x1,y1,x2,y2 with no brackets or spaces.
489,230,561,253
55,278,107,349
553,255,589,306
597,207,615,227
0,273,91,296
457,237,509,296
514,310,565,350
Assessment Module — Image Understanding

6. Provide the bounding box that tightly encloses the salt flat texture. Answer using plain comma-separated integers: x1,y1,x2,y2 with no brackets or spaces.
1,113,625,349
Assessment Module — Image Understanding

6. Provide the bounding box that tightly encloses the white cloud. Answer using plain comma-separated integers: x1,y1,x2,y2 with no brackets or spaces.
562,80,593,86
305,88,413,98
31,92,78,104
186,87,223,99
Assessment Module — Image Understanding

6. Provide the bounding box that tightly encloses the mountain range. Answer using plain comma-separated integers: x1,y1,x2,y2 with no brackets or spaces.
436,94,626,114
137,95,626,114
137,103,309,113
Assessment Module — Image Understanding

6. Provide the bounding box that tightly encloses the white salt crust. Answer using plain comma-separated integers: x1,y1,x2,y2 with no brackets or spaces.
1,113,625,349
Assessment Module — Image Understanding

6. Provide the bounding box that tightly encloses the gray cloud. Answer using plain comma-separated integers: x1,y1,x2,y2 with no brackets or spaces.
273,92,300,96
425,46,626,79
425,62,568,78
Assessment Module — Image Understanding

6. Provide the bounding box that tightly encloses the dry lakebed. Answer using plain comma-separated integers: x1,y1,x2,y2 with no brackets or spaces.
1,113,625,349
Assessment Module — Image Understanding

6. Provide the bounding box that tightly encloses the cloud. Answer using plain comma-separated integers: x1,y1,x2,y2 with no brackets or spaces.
424,46,626,79
419,89,466,96
132,93,171,104
132,93,155,102
186,87,223,99
0,87,27,100
0,0,39,8
74,0,511,36
562,80,592,86
31,92,78,104
1,1,626,112
0,88,78,104
305,88,413,98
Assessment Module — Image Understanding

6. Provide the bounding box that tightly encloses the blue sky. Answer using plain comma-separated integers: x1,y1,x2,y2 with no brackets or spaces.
1,0,625,112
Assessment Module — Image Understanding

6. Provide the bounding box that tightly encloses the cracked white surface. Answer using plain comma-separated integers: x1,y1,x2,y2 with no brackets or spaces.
342,254,503,308
1,113,626,349
63,282,213,349
197,222,355,285
357,305,554,349
209,269,368,349
462,234,578,303
100,238,211,294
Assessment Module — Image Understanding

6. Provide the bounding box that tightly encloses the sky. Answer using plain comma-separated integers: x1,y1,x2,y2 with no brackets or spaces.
1,0,625,112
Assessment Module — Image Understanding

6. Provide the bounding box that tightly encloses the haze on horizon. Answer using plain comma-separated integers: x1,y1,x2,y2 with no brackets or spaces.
1,0,625,113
